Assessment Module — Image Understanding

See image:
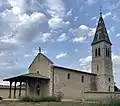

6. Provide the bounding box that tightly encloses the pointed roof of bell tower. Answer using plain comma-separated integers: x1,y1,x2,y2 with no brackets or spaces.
91,10,112,45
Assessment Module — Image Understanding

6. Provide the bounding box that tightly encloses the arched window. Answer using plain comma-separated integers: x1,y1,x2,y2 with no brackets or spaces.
95,48,97,57
67,73,70,79
81,76,84,83
109,78,111,82
98,48,101,56
37,71,39,74
97,65,99,71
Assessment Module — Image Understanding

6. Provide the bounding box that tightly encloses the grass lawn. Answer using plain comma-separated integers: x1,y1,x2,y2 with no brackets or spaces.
0,101,99,106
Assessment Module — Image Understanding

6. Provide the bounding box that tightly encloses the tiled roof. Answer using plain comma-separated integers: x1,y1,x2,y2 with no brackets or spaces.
53,65,96,76
3,73,50,82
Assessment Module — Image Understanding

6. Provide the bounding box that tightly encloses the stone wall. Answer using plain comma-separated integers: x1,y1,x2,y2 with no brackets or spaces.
53,67,96,99
84,92,120,100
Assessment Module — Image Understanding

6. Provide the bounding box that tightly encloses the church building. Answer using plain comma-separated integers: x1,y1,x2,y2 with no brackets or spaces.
3,12,120,100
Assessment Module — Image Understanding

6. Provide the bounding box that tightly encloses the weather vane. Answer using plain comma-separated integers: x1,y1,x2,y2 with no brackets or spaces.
100,5,102,15
39,47,41,53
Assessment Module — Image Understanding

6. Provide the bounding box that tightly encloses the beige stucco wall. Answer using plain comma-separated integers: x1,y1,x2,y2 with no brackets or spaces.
53,67,96,99
84,92,120,100
0,88,25,99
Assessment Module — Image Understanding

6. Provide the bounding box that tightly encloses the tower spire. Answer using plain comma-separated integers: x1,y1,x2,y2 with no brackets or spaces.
91,7,112,45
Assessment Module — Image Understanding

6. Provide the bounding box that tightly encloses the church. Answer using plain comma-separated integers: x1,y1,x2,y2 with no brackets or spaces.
2,12,120,100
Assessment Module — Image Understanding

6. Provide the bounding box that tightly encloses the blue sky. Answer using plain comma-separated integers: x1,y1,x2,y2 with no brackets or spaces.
0,0,120,87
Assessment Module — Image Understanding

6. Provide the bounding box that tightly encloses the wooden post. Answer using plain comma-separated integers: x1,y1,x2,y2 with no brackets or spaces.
19,82,22,97
25,80,28,96
9,81,12,98
14,82,17,98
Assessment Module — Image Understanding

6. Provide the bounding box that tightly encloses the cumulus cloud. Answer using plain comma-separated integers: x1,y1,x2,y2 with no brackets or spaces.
74,16,79,21
85,0,98,5
72,25,96,37
40,33,52,43
91,16,97,20
79,56,92,72
15,12,48,42
66,8,73,16
48,17,70,29
56,52,68,59
103,12,111,19
74,49,78,52
0,41,17,51
57,33,67,42
116,33,120,37
72,37,86,43
45,0,65,18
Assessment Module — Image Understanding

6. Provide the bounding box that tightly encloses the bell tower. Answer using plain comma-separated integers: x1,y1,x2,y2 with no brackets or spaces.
91,11,114,92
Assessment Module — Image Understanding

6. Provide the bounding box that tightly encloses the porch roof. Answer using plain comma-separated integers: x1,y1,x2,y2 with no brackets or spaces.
3,73,50,82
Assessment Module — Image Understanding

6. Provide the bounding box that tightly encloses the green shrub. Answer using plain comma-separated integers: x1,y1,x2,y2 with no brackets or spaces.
20,96,60,102
56,91,64,101
0,97,2,100
40,96,58,102
20,96,33,102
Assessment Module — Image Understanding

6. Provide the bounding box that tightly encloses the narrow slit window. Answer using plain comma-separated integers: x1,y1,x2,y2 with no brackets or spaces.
67,73,70,79
95,48,97,57
81,76,84,83
108,48,110,57
109,86,110,92
106,48,108,56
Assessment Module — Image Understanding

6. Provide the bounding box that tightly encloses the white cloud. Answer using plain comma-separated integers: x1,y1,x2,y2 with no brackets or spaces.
40,33,52,43
112,15,120,22
48,17,70,29
103,12,111,19
0,41,17,51
91,16,97,20
110,26,115,32
72,25,96,37
116,33,120,37
15,12,48,42
74,16,79,21
56,52,68,59
85,0,98,5
45,0,65,18
0,79,10,85
57,33,67,42
72,37,86,43
112,54,120,73
79,56,91,72
74,49,78,52
66,8,73,16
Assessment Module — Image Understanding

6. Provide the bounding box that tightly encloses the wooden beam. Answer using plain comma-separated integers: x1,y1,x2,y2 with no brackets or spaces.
14,82,17,98
8,81,12,98
19,82,22,97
